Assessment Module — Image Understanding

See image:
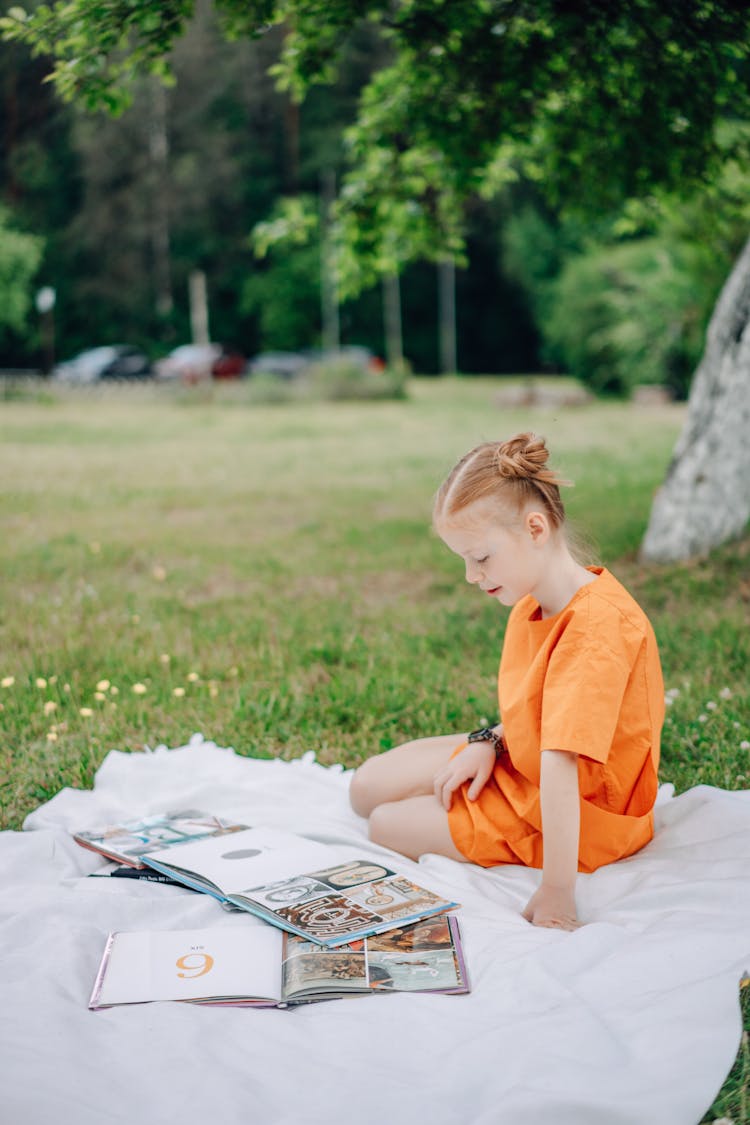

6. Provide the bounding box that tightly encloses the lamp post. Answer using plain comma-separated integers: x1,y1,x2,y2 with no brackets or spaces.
35,286,56,375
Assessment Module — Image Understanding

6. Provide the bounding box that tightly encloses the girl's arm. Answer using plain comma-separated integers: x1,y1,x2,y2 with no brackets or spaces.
522,749,581,931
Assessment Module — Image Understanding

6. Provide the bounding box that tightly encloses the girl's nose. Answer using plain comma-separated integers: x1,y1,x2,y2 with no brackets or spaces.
465,560,481,584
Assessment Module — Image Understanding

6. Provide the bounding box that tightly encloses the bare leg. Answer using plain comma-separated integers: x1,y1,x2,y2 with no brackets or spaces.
368,794,468,863
349,733,467,818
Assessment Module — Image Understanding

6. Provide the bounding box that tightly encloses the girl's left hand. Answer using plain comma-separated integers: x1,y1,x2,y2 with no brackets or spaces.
433,741,496,811
522,884,580,931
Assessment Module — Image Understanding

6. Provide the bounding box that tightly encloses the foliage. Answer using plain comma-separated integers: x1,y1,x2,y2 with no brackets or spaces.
543,237,711,398
4,1,750,288
242,194,321,350
502,138,750,397
0,204,44,342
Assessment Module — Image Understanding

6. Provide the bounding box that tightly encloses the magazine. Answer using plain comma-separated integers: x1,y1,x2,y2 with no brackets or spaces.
73,810,248,868
88,916,469,1009
140,826,458,947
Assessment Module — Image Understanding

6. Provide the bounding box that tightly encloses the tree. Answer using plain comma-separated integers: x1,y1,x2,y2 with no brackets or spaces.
0,204,43,346
4,0,750,558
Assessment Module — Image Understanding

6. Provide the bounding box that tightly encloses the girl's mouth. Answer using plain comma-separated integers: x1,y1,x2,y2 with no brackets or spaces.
486,587,501,595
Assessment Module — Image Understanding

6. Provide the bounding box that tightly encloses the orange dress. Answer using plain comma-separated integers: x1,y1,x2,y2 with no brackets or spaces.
447,568,664,873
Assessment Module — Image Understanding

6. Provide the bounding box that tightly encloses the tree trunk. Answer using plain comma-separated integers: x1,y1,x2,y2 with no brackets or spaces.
640,234,750,563
438,258,457,374
382,271,403,368
319,168,340,351
148,80,173,319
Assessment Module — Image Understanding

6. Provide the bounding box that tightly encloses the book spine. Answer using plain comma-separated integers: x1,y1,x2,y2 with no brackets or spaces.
142,857,225,901
73,836,143,868
88,932,116,1010
448,915,470,992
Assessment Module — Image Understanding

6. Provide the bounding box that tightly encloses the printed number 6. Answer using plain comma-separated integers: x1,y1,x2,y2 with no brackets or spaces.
176,952,214,979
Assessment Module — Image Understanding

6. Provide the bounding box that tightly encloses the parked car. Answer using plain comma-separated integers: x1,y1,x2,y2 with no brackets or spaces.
247,346,384,380
211,345,247,380
53,345,152,383
247,351,311,380
155,344,221,383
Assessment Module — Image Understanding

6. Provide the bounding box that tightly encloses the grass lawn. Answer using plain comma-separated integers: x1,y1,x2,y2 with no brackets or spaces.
1,374,748,1119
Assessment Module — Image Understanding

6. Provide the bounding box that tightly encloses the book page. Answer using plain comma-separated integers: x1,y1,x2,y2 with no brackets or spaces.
281,935,370,1001
364,916,467,993
240,862,456,944
90,926,283,1007
145,827,338,896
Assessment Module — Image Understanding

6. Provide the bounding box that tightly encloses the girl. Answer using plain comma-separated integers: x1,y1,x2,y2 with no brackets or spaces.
349,433,664,931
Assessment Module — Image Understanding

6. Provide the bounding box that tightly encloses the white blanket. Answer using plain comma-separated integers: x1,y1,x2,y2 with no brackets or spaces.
2,735,748,1125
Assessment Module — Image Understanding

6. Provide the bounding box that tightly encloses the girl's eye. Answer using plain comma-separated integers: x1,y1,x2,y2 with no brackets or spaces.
476,556,489,565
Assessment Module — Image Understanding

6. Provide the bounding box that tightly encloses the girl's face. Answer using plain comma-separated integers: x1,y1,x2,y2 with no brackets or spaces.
436,500,547,608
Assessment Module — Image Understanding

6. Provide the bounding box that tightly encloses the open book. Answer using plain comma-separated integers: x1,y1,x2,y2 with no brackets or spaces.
73,810,247,867
89,916,469,1009
140,826,458,947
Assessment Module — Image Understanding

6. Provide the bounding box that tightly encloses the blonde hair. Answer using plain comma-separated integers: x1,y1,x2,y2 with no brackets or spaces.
433,432,571,529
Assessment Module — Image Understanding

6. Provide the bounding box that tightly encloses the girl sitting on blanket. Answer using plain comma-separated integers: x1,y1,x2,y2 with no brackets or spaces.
350,432,664,932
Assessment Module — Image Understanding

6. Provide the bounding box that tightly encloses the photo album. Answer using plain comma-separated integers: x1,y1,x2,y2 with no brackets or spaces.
73,809,248,867
74,814,459,947
89,915,470,1009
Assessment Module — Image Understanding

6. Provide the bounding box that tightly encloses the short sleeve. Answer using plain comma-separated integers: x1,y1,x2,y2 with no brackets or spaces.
539,611,636,764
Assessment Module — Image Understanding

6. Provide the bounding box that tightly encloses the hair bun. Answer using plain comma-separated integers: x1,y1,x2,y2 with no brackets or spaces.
493,433,552,481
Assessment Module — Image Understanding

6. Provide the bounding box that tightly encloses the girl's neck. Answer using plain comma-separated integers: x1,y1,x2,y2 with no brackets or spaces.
534,552,597,619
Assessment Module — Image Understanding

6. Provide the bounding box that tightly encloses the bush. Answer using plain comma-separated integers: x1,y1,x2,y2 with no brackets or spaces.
305,356,409,401
544,237,712,398
243,358,409,405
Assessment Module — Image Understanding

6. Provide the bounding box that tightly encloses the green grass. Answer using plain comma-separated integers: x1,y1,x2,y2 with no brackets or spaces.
1,375,748,1119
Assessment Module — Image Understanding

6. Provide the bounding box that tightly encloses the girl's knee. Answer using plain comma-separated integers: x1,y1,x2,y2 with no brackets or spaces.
349,759,379,818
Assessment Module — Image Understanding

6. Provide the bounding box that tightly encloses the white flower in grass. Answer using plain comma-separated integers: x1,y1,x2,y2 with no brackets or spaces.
94,692,106,702
110,685,119,696
43,700,57,715
159,653,170,665
187,672,200,683
132,683,147,695
96,679,110,692
79,707,93,717
63,683,71,693
47,730,58,742
698,714,708,723
49,675,58,685
719,687,732,700
741,740,750,751
35,677,47,689
706,701,717,711
173,687,186,698
1,676,15,688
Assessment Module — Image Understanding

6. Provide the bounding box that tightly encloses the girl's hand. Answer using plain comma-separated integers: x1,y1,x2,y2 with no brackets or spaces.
433,741,496,811
522,884,580,931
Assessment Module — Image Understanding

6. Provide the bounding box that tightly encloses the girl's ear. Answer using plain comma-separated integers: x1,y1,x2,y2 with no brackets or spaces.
525,510,549,543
